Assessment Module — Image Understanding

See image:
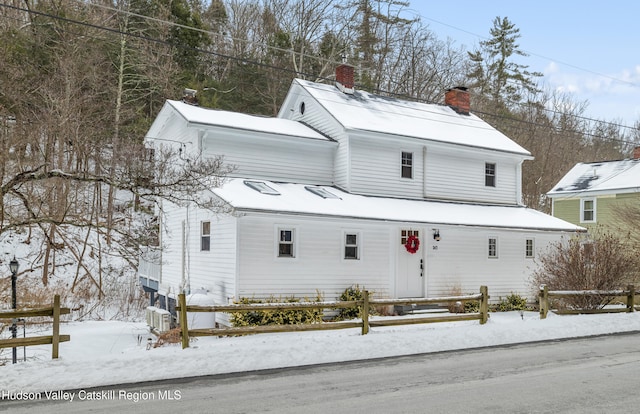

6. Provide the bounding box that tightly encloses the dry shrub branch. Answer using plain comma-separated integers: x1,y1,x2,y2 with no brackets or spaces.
531,230,640,309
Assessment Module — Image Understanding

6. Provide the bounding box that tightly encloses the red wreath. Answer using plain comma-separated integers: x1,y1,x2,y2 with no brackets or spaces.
405,235,420,254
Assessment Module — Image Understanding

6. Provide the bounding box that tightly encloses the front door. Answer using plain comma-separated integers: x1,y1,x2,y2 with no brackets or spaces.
396,229,423,298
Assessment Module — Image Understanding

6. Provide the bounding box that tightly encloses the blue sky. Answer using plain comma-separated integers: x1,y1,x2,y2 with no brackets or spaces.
406,1,640,127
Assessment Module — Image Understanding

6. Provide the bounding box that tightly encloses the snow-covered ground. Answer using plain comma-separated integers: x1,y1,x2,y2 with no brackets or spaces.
2,310,640,394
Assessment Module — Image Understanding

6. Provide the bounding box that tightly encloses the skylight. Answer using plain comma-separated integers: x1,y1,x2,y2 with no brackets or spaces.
305,186,340,199
244,180,280,195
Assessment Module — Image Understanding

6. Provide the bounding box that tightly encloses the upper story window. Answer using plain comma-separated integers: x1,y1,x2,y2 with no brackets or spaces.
401,152,413,179
488,237,498,258
485,163,496,187
344,232,360,260
278,229,295,258
581,198,596,223
201,221,211,251
525,238,534,258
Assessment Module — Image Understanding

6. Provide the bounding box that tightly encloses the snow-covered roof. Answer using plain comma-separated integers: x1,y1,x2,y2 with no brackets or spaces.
163,100,330,141
213,179,583,232
547,159,640,197
290,80,531,156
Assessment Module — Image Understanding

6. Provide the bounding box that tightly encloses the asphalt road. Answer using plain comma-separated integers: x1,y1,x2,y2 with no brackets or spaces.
3,332,640,413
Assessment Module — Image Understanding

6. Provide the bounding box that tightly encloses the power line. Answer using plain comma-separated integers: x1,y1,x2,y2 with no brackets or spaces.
0,1,637,145
412,10,640,90
91,0,639,134
46,2,640,133
84,0,339,67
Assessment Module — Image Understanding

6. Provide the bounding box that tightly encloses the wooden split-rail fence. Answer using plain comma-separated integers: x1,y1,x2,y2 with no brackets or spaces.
177,286,489,349
0,295,70,360
539,284,637,319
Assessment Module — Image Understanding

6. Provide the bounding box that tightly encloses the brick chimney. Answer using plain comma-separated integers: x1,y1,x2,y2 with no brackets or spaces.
634,146,640,159
335,64,355,94
445,86,470,115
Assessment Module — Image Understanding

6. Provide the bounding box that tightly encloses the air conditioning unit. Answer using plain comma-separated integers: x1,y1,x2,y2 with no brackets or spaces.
152,310,160,330
145,307,157,328
155,309,172,333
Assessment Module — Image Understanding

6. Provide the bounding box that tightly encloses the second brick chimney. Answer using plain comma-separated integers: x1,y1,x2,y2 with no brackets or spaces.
634,146,640,160
335,64,355,94
445,86,470,115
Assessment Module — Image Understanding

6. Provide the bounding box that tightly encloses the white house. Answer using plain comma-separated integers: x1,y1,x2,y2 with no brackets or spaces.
141,65,583,323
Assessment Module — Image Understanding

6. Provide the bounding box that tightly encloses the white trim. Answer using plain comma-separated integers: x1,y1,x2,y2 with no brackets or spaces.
485,162,497,188
422,146,428,198
342,230,362,261
580,198,596,223
525,237,535,259
213,179,585,232
275,225,298,259
488,236,499,259
401,150,414,179
200,220,211,252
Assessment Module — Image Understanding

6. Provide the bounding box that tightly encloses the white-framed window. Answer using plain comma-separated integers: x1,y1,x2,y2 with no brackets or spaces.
344,232,360,260
277,228,296,258
488,237,498,258
525,238,534,258
401,151,413,179
581,198,596,223
485,163,496,187
200,221,210,251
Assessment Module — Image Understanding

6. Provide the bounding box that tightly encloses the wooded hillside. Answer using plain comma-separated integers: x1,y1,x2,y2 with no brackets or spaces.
0,0,638,297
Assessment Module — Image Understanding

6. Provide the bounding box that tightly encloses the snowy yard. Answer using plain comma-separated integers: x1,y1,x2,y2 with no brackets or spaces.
2,311,640,394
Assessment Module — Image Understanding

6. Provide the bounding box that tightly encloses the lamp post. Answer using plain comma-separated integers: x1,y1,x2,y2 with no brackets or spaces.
9,257,19,364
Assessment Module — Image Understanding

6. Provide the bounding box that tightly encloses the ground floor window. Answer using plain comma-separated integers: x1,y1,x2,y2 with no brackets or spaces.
488,237,498,258
344,232,360,260
278,229,295,257
201,221,210,251
525,238,534,258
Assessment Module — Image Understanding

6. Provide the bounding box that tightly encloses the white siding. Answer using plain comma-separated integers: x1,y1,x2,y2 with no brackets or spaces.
424,226,565,301
187,213,238,305
235,214,391,300
157,200,186,296
146,110,200,156
349,135,425,198
159,201,237,320
280,83,350,190
347,134,522,204
424,146,520,204
202,130,334,185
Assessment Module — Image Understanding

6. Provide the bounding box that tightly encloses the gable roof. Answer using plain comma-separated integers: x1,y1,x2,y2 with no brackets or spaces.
150,100,331,142
213,178,583,232
547,159,640,197
284,79,531,156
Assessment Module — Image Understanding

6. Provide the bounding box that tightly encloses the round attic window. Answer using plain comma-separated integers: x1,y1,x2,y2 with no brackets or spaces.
299,101,305,115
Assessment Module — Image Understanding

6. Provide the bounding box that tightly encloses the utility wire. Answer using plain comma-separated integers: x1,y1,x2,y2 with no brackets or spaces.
413,10,640,90
0,1,637,144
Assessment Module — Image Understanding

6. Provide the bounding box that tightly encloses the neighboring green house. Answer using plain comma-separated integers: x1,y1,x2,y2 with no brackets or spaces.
547,150,640,232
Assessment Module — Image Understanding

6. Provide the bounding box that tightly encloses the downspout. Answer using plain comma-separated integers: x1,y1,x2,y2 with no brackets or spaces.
517,160,524,205
423,146,428,198
185,205,191,294
181,219,186,293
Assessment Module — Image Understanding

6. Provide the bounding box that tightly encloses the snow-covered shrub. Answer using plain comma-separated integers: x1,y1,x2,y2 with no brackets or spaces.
230,294,324,327
494,293,527,312
335,284,377,320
